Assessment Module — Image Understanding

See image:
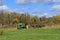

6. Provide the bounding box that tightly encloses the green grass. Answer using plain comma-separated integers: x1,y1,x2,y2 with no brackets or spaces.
0,28,60,40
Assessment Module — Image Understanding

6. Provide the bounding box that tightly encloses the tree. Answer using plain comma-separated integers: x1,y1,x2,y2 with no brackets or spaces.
13,18,18,24
31,16,39,24
54,14,60,20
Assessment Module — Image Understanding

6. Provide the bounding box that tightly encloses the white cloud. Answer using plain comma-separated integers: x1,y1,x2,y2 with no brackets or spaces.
43,13,48,16
16,0,60,4
31,0,40,3
16,0,26,4
0,5,9,10
32,8,41,14
53,0,60,2
32,13,36,16
0,0,2,4
19,7,28,13
50,5,60,12
41,13,53,17
21,8,27,12
41,13,48,16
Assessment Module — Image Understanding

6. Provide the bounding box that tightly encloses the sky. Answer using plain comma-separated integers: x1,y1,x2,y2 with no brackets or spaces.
0,0,60,17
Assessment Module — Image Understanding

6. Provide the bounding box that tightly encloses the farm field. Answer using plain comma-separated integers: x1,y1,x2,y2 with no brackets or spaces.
0,28,60,40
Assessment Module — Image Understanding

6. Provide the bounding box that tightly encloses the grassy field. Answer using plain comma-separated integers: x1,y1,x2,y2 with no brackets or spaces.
0,28,60,40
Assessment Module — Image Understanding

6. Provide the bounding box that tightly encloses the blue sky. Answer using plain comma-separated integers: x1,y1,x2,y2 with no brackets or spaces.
2,0,60,17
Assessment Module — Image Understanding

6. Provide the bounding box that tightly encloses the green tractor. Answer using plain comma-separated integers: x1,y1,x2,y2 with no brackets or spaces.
17,23,25,29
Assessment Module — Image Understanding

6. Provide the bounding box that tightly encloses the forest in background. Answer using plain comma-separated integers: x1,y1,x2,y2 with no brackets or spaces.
0,11,60,28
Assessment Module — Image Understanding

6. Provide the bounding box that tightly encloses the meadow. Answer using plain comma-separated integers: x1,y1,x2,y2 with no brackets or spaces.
0,28,60,40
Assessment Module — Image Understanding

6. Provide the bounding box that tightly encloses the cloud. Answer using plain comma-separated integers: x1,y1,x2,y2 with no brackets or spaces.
50,5,60,12
0,0,2,4
0,5,9,10
16,0,26,4
43,13,48,16
53,0,60,2
32,8,41,14
0,5,15,13
41,13,48,16
41,13,53,17
31,13,36,16
31,0,41,3
16,0,60,4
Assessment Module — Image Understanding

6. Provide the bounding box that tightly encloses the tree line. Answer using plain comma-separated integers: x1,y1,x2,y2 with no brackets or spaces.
0,12,60,28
